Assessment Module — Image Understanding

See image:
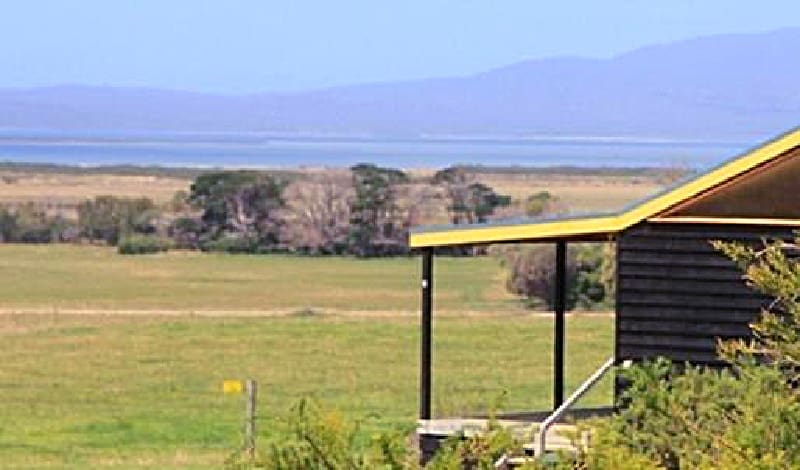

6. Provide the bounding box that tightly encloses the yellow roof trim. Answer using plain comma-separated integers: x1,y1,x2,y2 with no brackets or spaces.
409,127,800,248
621,128,800,222
409,216,621,247
648,216,800,227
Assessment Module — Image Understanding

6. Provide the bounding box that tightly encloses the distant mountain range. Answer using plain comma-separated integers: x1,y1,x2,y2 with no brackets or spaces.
1,28,798,140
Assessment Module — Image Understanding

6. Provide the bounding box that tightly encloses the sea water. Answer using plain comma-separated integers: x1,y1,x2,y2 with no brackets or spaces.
0,129,751,169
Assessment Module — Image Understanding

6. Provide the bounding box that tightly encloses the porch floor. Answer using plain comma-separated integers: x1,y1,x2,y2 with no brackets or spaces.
417,417,578,455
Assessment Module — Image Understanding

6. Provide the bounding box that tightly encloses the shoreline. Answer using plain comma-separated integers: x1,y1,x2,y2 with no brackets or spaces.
0,159,686,175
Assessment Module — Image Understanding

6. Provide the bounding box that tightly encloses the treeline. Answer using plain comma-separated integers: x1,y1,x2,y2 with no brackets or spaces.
0,164,618,308
175,164,526,256
0,197,160,243
0,165,552,257
0,203,75,243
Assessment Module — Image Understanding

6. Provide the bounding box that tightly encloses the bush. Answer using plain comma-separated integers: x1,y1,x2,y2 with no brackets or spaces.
169,216,203,249
501,244,576,309
498,243,614,310
77,195,159,245
572,243,615,309
425,421,525,469
0,204,77,243
200,233,261,253
568,357,800,470
224,398,546,470
524,191,558,218
559,236,800,469
225,398,416,470
117,234,173,255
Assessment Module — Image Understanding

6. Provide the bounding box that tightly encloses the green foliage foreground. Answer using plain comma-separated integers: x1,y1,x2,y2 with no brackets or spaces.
544,237,800,469
572,238,800,470
225,398,527,470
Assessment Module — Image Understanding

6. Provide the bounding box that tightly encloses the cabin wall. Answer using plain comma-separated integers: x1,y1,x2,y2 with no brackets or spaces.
616,222,795,366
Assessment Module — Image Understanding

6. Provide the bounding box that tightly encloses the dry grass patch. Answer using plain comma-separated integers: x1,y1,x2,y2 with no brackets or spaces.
0,172,190,217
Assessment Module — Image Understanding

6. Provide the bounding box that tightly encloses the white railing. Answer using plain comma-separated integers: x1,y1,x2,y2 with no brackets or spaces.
534,356,615,457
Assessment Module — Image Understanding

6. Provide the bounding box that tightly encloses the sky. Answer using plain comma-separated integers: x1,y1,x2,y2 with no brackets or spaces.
2,1,800,94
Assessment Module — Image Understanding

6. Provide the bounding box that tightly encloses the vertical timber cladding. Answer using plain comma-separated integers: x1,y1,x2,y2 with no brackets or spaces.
616,222,796,366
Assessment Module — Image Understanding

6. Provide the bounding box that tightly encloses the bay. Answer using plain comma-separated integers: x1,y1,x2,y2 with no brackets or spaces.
0,130,751,169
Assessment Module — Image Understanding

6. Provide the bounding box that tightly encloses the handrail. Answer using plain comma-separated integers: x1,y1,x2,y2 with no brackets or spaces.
534,356,615,457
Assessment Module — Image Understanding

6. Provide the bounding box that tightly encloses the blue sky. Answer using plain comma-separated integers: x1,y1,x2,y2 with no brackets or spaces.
2,1,799,93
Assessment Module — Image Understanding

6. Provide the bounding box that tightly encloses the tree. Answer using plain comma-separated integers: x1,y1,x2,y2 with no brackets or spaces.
78,196,118,243
465,182,511,223
283,175,352,254
0,206,17,242
189,171,287,251
0,203,75,243
432,166,471,225
77,196,158,245
169,189,191,213
348,164,409,256
395,182,439,233
525,191,559,218
432,166,510,224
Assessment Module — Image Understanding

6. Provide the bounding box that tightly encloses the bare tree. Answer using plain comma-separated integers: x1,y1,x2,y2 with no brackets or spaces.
283,175,353,254
397,182,440,229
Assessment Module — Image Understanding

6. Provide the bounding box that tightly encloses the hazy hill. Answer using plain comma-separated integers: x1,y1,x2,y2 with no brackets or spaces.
1,28,798,140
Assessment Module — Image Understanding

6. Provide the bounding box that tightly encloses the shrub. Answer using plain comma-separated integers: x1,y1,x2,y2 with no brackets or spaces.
569,357,800,470
117,234,173,255
225,398,416,470
572,243,615,309
502,244,577,309
169,216,203,249
425,420,525,470
224,398,547,470
524,191,557,218
77,195,159,245
499,243,614,310
560,236,800,469
200,233,260,253
0,203,77,243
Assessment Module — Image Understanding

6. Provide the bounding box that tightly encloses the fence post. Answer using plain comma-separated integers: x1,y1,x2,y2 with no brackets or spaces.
245,379,257,458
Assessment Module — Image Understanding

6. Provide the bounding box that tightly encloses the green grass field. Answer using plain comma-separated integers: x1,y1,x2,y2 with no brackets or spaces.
0,244,518,314
0,245,614,469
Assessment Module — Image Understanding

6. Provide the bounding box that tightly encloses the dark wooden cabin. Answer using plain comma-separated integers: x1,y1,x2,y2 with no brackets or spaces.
408,127,800,461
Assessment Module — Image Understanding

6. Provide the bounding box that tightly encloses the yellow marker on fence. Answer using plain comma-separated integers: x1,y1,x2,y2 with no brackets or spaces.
221,378,259,458
223,379,244,394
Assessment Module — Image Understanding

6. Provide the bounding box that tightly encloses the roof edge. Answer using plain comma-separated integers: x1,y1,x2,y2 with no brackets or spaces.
408,126,800,248
409,214,622,247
